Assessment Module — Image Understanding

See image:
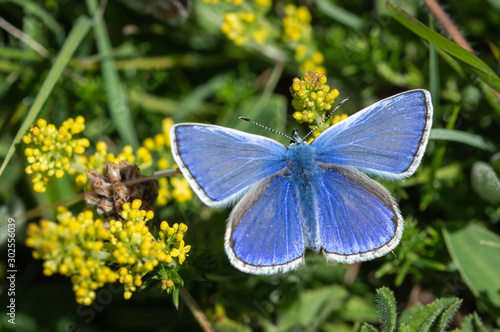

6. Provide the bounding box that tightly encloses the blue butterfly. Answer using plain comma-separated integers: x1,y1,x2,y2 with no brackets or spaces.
170,89,433,274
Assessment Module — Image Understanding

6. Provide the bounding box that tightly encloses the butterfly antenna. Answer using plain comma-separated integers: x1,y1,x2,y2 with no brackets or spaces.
303,97,349,140
238,116,293,141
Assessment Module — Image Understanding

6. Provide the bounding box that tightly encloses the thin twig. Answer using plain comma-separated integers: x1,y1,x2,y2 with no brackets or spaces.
179,285,215,332
423,0,475,54
0,16,50,57
16,168,181,221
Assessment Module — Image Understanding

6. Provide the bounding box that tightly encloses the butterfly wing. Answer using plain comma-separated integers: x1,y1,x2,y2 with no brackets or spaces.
311,89,433,180
225,172,305,274
171,123,287,207
316,164,403,263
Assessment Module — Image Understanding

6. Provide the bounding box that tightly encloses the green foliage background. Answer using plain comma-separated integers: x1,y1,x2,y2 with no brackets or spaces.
1,0,500,331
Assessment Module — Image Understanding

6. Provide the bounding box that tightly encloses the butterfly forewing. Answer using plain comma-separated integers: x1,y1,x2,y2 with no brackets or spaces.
316,164,403,263
225,173,305,274
311,89,432,180
171,123,288,207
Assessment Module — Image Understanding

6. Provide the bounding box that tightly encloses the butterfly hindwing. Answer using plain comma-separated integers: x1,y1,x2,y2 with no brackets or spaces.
316,164,403,263
225,172,305,274
312,89,433,180
171,123,288,207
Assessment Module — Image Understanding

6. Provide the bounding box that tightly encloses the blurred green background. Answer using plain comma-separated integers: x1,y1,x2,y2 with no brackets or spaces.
1,0,500,331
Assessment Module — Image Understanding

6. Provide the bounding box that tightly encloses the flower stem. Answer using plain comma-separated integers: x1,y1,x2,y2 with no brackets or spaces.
179,285,215,332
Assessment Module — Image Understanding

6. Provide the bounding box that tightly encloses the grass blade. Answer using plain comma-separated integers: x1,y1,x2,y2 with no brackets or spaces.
0,16,93,176
429,128,496,151
428,16,440,118
86,0,139,148
2,0,66,44
387,2,500,93
314,0,365,30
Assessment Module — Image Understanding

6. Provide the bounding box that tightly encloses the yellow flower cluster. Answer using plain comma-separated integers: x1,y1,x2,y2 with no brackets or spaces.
108,200,188,299
282,5,311,42
170,177,193,203
112,200,191,299
26,200,191,305
221,12,270,46
75,142,153,187
26,208,116,305
282,5,325,75
23,117,89,192
290,70,340,124
141,118,193,206
208,1,326,74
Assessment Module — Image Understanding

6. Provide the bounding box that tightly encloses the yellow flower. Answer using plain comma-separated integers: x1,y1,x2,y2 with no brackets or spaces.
23,117,90,192
283,5,311,42
162,118,175,148
290,70,343,131
171,177,193,203
252,29,269,44
170,240,191,264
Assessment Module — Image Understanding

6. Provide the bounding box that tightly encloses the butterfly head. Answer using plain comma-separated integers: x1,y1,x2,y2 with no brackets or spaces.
290,129,305,145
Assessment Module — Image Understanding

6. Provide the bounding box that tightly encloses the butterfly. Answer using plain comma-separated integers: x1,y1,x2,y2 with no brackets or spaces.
170,89,433,274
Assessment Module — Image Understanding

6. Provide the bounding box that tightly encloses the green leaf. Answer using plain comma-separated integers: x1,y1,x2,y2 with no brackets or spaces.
375,287,397,332
443,223,500,325
172,286,180,310
399,305,421,330
428,17,440,115
461,315,474,332
314,0,365,30
361,324,379,332
435,297,462,332
340,295,379,322
277,285,348,331
0,16,93,177
398,297,460,332
86,0,139,148
471,161,500,203
401,303,441,332
486,0,500,11
491,152,500,174
429,129,496,151
386,2,500,93
461,312,488,332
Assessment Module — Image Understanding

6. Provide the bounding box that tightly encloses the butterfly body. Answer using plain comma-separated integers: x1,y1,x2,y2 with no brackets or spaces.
284,136,322,252
171,89,433,274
